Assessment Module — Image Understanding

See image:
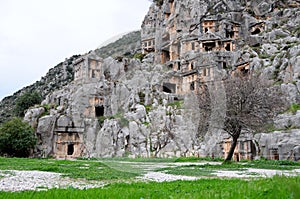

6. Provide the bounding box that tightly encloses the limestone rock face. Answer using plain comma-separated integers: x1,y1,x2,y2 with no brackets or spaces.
275,111,300,130
25,0,300,160
36,115,56,157
24,107,45,127
255,130,300,160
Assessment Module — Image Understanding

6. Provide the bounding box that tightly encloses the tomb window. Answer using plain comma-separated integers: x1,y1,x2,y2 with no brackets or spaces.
225,43,231,51
163,86,172,93
91,70,96,78
270,149,279,160
162,50,170,64
163,83,176,94
191,42,195,50
190,82,195,91
191,62,194,70
177,62,181,70
251,28,261,35
177,43,181,55
203,42,216,52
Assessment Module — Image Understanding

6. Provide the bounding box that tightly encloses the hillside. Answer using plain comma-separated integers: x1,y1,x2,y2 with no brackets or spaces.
0,31,141,124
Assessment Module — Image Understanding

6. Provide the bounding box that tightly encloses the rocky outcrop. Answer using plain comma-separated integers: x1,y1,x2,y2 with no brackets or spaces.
6,0,300,160
255,130,300,161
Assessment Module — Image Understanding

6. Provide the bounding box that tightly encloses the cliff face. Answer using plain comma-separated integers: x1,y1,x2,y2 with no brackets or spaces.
15,0,300,160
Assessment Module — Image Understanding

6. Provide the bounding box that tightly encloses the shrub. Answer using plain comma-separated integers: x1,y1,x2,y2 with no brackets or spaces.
287,103,300,114
0,118,37,157
133,53,145,61
14,91,42,117
167,100,183,108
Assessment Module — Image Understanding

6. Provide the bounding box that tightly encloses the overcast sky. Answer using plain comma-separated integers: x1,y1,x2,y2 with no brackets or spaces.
0,0,152,100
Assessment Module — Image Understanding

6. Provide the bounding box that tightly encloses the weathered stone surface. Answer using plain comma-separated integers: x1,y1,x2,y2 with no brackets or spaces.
274,111,300,130
22,0,300,160
36,115,56,157
294,146,300,161
281,83,299,104
255,130,300,160
24,107,45,127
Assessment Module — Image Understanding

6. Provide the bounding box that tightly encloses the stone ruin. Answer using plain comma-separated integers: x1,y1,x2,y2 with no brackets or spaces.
141,0,253,96
74,53,103,83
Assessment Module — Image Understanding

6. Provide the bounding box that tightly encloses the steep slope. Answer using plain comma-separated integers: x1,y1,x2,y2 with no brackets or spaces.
0,31,141,124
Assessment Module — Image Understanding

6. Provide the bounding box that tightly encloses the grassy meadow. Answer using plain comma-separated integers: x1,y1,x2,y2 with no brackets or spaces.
0,157,300,198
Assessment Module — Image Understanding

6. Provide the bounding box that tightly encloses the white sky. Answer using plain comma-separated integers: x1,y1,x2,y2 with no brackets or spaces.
0,0,152,100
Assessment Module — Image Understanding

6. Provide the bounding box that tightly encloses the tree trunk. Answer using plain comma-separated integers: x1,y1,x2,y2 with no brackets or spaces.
225,136,238,162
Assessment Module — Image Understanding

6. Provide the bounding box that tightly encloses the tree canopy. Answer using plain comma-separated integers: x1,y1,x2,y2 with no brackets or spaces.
198,74,284,161
0,118,36,157
14,91,42,117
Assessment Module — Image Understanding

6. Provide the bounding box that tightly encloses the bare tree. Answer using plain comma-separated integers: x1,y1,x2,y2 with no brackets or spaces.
149,115,175,157
198,74,284,162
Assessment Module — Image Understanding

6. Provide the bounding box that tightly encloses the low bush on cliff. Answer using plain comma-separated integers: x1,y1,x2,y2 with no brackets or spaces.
287,103,300,114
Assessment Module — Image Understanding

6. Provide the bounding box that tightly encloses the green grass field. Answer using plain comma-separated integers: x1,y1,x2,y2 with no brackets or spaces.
0,157,300,198
1,176,300,199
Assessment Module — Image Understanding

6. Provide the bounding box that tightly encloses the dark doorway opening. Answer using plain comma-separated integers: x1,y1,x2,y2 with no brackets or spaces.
190,82,195,91
67,144,74,155
223,62,227,69
191,62,194,70
203,42,216,52
226,30,234,38
225,43,231,51
162,83,176,94
177,62,181,70
162,50,170,64
95,105,104,117
163,86,172,93
251,28,261,35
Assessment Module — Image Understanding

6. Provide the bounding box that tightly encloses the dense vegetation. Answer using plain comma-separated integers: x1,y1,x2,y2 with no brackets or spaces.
95,31,141,59
0,118,36,157
14,92,42,117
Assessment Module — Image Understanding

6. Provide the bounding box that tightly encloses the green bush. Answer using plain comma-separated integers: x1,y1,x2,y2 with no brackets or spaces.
133,53,145,61
167,100,183,108
14,91,42,117
288,103,300,114
0,118,37,157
